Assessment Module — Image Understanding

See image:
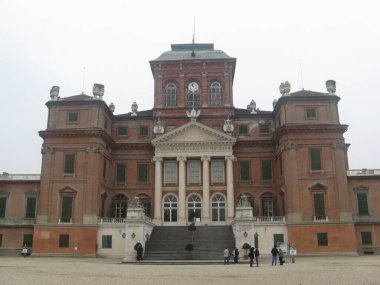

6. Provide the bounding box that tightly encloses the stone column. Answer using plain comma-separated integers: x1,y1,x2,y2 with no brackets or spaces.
153,156,163,225
177,156,187,225
226,155,235,223
201,155,211,224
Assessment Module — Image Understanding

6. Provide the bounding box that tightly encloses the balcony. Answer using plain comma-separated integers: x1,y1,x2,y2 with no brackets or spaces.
313,215,329,222
253,216,287,223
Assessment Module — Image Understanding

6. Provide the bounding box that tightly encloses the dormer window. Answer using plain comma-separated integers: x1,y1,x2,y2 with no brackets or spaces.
306,108,317,119
68,112,78,123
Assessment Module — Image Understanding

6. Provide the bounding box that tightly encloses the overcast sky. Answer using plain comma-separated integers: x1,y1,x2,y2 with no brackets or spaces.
1,0,379,174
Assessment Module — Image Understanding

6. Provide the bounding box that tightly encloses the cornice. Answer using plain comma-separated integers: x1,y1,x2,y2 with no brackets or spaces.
272,124,348,144
39,128,115,146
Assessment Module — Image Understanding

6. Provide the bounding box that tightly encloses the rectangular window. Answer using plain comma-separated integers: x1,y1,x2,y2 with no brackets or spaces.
211,161,224,183
61,196,73,220
261,160,272,181
361,232,372,245
138,163,148,182
239,124,248,135
116,164,126,183
59,234,69,248
64,154,75,174
314,193,325,217
259,123,270,134
317,232,328,246
0,197,6,218
306,108,317,119
188,160,201,183
68,112,78,122
25,197,37,218
139,125,149,136
101,235,112,249
240,161,250,181
117,126,128,136
357,193,369,215
164,161,177,184
273,234,284,247
310,149,322,171
23,234,33,247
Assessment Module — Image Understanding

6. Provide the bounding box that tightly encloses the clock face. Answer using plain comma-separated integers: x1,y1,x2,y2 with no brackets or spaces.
188,82,199,93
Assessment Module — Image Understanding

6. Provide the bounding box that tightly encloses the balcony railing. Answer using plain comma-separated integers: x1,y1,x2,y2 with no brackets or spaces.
313,215,329,222
253,216,287,223
58,218,72,224
347,169,380,176
99,218,127,224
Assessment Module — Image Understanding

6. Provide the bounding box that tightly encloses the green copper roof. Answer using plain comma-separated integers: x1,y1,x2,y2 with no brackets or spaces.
151,43,234,62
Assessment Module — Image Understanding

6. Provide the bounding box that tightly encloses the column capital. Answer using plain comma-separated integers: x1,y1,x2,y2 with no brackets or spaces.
177,156,187,162
225,155,235,162
152,156,163,163
201,155,210,162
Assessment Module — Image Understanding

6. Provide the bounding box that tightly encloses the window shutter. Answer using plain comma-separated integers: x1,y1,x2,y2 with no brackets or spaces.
262,160,272,180
310,149,321,171
240,161,250,181
64,154,75,174
138,164,148,182
116,164,126,182
314,193,325,216
0,197,6,217
61,196,73,219
25,197,36,218
357,193,369,215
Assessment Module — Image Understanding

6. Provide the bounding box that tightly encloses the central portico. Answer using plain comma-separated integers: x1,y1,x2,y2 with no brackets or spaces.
151,114,236,226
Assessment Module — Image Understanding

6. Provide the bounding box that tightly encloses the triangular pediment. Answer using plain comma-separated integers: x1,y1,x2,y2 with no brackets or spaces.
152,121,236,145
152,121,236,158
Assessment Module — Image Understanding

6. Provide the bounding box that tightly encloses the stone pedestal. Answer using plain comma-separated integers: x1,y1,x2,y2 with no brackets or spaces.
122,206,154,262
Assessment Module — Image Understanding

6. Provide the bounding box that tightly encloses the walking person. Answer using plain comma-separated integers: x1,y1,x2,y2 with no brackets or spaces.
248,246,255,267
21,245,28,257
289,246,297,263
223,248,230,265
234,247,239,264
254,247,260,267
271,245,278,266
278,248,284,265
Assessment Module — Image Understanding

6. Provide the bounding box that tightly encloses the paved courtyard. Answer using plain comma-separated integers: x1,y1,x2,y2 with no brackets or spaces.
1,255,380,285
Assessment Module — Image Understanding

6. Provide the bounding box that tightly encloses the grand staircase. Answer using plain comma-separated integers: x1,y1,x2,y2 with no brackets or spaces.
143,226,235,260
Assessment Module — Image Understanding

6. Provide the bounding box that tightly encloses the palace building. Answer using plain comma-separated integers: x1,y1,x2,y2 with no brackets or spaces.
1,42,379,258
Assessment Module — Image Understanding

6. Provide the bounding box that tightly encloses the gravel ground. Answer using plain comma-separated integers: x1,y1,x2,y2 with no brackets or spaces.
1,255,380,285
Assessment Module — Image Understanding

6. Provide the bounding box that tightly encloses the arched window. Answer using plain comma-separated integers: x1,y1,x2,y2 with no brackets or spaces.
261,192,276,217
138,193,152,217
209,81,222,106
165,83,177,107
110,194,127,219
187,194,202,222
163,195,177,222
211,194,226,222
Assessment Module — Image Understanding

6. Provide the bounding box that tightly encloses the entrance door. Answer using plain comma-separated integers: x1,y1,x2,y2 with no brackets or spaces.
163,195,177,223
211,194,226,223
187,194,201,223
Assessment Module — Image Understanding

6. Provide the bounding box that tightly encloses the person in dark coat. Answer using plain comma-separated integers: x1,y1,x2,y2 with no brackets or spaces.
271,245,279,266
136,244,144,261
248,246,255,267
254,247,260,267
234,247,239,264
